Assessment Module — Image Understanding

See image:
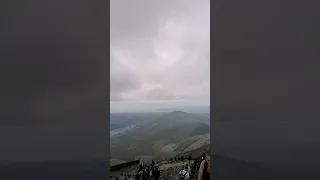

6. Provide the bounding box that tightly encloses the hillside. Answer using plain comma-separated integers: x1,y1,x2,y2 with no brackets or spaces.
174,133,210,154
110,139,210,180
110,111,210,162
189,123,210,136
110,113,158,130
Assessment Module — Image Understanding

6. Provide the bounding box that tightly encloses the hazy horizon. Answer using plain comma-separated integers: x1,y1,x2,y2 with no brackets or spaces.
110,99,210,113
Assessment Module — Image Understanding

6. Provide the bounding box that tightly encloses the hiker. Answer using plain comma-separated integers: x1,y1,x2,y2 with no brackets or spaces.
146,167,151,179
192,160,197,175
202,152,206,160
150,166,154,178
135,171,140,180
197,149,210,180
153,166,161,180
186,164,192,177
152,160,155,167
178,165,190,180
193,160,197,168
150,166,153,178
141,168,148,180
138,169,143,180
128,175,134,180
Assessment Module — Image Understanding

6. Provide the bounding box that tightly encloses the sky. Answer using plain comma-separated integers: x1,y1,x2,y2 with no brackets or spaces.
110,0,210,110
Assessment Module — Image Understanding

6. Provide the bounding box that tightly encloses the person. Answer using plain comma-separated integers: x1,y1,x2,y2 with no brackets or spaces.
186,163,192,177
153,166,161,180
146,167,150,179
141,168,148,180
152,160,155,167
135,171,140,180
197,149,210,180
155,162,159,170
195,160,200,171
128,175,134,180
178,165,190,180
149,166,153,178
189,155,192,162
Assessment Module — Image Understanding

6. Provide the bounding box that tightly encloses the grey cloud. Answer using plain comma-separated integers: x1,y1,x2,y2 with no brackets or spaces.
110,0,188,45
145,87,175,100
110,72,141,100
110,51,141,100
110,0,210,102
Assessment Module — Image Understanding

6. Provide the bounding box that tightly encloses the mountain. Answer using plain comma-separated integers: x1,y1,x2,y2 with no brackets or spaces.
110,123,125,130
110,112,159,130
110,111,210,162
174,133,210,154
189,123,210,137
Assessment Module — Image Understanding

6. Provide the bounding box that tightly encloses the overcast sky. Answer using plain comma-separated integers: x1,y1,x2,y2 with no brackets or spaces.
110,0,210,104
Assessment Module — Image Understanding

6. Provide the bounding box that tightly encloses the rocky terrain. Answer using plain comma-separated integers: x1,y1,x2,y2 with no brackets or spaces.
110,159,198,180
110,143,207,180
174,133,210,154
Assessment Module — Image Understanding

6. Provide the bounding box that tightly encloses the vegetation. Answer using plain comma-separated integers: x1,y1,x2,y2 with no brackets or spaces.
110,111,210,162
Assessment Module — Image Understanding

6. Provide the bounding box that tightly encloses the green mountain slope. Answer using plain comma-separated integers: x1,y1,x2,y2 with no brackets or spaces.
110,111,210,162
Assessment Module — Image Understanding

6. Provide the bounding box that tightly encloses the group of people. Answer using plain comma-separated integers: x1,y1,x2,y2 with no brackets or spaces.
111,160,161,180
177,148,210,180
169,154,194,162
112,174,134,180
134,160,161,180
112,148,210,180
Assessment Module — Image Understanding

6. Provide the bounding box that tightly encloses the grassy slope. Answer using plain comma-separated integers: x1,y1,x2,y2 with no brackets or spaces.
110,111,210,162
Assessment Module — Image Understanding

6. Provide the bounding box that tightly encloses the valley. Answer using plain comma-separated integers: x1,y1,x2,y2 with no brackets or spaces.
110,110,210,165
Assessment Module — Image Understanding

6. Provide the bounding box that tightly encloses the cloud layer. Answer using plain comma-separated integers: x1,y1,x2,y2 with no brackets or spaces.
110,0,210,101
